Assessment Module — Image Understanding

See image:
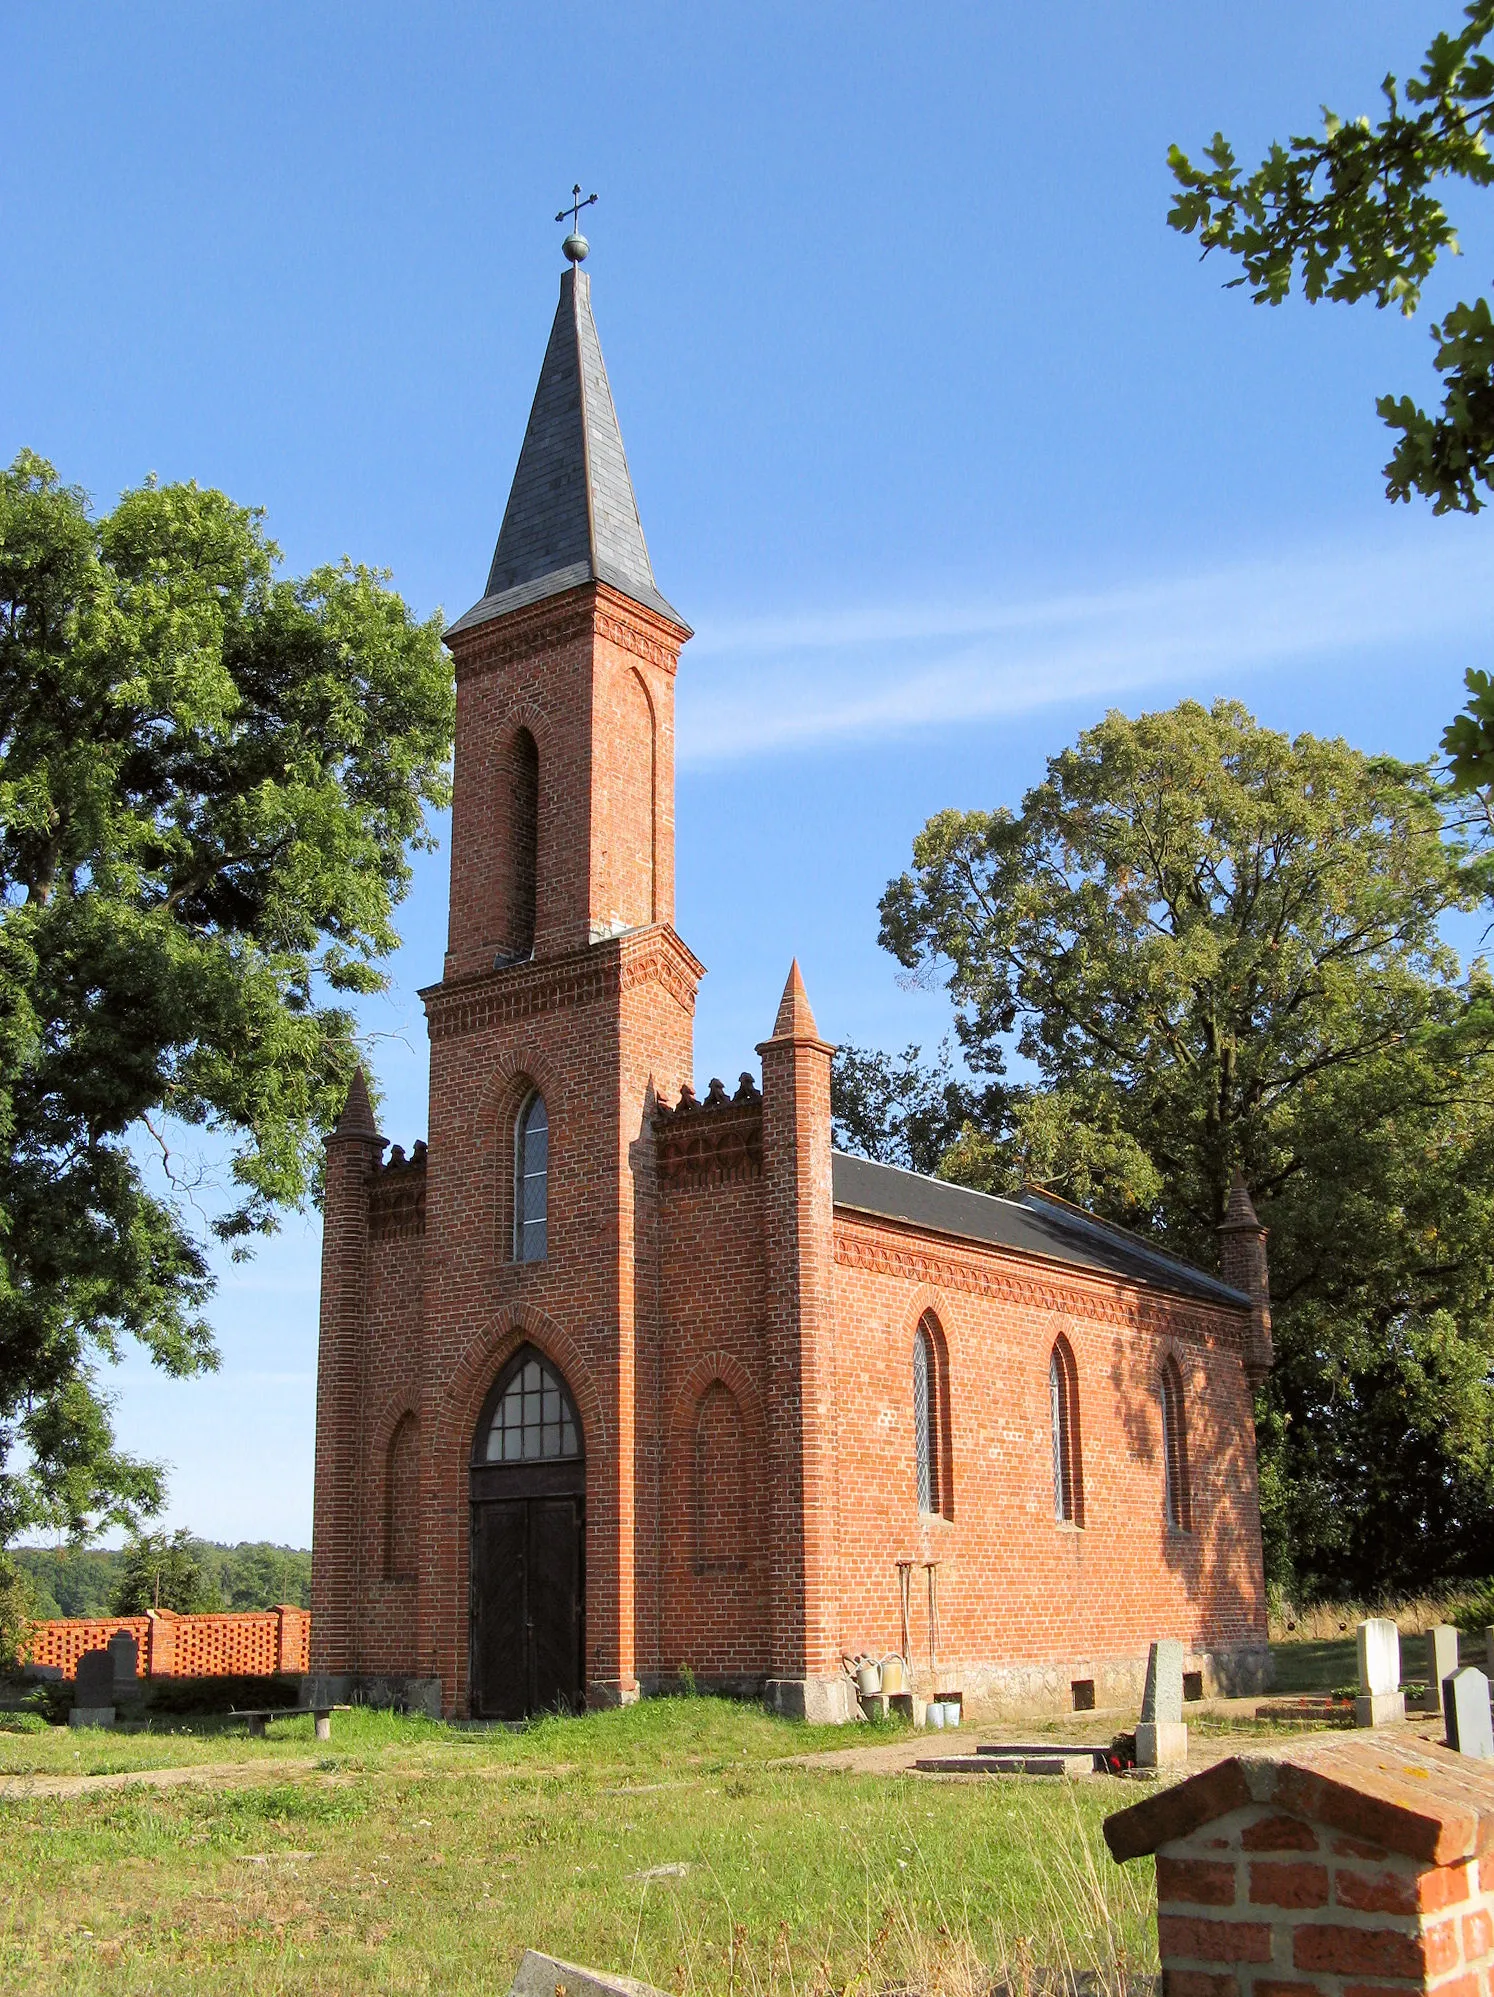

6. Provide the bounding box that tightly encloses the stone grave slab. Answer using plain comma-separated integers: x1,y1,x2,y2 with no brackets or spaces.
508,1950,666,1997
1445,1666,1494,1759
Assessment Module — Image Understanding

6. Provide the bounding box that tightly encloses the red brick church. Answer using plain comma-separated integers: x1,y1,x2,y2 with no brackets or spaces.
310,250,1273,1722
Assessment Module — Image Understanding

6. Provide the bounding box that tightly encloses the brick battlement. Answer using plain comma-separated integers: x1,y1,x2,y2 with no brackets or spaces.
654,1075,763,1189
369,1140,427,1241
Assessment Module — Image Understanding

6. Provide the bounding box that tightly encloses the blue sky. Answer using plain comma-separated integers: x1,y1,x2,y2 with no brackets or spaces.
6,1,1491,1544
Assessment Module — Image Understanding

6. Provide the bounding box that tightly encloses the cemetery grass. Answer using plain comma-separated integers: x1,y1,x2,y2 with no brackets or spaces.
0,1697,1156,1996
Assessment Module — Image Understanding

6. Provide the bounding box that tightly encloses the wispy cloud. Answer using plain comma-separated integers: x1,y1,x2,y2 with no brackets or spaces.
677,534,1494,764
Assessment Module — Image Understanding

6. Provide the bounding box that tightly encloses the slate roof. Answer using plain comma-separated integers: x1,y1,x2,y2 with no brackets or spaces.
448,268,687,637
830,1152,1248,1308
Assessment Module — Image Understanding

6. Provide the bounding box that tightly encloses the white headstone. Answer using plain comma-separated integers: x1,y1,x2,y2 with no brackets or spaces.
1357,1618,1400,1697
1141,1639,1185,1725
1444,1666,1494,1759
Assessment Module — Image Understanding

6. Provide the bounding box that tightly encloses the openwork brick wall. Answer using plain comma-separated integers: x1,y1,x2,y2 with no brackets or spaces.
25,1607,310,1680
1106,1736,1494,1997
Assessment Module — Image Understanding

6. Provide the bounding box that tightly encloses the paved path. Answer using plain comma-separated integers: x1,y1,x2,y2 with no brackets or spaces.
0,1757,324,1800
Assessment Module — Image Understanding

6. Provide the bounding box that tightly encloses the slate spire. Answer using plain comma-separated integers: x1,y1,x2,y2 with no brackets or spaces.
449,266,686,636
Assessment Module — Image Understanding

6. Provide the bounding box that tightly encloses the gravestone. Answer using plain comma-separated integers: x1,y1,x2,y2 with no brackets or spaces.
1135,1638,1187,1768
1354,1618,1405,1727
1425,1625,1460,1716
1444,1665,1494,1759
108,1629,139,1693
508,1952,666,1997
70,1647,115,1729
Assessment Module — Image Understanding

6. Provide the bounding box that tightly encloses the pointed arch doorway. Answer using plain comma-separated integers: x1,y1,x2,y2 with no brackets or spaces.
469,1348,586,1719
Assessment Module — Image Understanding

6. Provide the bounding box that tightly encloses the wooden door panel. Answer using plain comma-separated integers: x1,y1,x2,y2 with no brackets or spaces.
528,1497,582,1713
471,1500,527,1720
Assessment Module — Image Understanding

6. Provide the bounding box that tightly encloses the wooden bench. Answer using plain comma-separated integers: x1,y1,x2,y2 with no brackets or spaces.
231,1704,343,1741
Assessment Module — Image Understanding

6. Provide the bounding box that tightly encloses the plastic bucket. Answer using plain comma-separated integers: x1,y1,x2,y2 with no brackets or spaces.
927,1701,945,1729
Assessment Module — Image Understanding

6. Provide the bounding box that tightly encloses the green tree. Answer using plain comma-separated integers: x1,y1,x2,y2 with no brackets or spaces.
1169,1,1494,515
1167,2,1494,794
874,698,1494,1592
0,451,453,1544
829,1041,996,1176
0,1553,36,1673
111,1529,221,1615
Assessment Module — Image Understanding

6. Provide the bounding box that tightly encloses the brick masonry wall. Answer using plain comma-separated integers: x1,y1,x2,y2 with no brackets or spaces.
829,1212,1268,1709
28,1609,309,1679
1156,1797,1494,1997
652,1175,770,1683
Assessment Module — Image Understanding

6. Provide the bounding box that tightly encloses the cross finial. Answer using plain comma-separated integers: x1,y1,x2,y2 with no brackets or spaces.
556,183,598,264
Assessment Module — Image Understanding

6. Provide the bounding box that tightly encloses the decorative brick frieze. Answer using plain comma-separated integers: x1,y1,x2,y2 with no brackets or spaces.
422,926,702,1043
834,1213,1249,1345
655,1075,763,1189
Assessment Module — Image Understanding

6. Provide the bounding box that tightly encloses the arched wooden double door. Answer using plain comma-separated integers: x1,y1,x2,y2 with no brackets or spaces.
469,1348,585,1719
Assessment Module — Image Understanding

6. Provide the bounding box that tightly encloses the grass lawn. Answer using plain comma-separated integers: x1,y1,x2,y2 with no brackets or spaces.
1266,1640,1360,1696
0,1698,1157,1996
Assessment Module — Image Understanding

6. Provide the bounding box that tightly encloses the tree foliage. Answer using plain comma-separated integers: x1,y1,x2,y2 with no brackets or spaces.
111,1529,220,1615
0,450,453,1543
13,1538,311,1616
1169,0,1494,514
829,1041,997,1177
862,698,1494,1593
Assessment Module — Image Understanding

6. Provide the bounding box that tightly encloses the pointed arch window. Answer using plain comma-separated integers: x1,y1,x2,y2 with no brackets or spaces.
914,1329,935,1514
514,1091,548,1263
482,1352,579,1463
912,1315,953,1518
1050,1335,1084,1526
1161,1355,1192,1532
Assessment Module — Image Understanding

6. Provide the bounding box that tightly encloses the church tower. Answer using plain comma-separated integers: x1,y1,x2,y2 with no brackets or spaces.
419,251,702,1715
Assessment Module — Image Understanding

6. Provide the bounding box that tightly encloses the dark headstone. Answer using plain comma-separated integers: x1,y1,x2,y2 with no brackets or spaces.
108,1629,139,1688
74,1648,114,1705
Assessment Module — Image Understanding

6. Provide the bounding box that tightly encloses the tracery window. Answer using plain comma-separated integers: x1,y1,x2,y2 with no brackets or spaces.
515,1091,548,1263
1050,1335,1084,1526
483,1354,579,1463
1161,1354,1192,1531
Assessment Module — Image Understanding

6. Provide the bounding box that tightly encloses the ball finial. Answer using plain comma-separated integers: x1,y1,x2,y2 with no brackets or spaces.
556,184,598,265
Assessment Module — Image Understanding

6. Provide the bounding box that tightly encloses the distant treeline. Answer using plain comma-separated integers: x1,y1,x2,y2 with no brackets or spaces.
13,1542,311,1618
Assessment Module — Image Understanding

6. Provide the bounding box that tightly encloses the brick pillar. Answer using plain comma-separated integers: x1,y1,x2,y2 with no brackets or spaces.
145,1609,176,1678
311,1067,384,1682
757,962,851,1724
1105,1737,1494,1997
1219,1169,1273,1388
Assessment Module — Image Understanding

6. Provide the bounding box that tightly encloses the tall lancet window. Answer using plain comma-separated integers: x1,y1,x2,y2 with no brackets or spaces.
1161,1355,1192,1532
913,1328,935,1514
507,727,538,961
515,1092,548,1263
1050,1335,1083,1525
